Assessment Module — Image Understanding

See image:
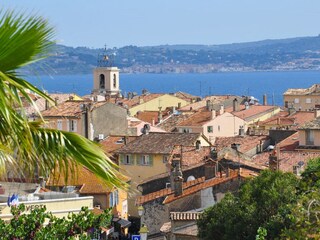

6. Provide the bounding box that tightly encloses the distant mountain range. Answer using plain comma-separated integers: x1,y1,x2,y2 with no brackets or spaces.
23,35,320,75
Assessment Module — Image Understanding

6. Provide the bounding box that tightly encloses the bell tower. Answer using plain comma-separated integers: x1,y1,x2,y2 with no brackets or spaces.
92,46,120,97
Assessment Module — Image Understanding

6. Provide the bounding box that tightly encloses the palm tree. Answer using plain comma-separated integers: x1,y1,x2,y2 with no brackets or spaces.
0,10,125,188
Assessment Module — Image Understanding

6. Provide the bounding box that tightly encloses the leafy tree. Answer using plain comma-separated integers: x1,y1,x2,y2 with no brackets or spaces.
0,10,125,188
198,170,298,240
0,204,111,239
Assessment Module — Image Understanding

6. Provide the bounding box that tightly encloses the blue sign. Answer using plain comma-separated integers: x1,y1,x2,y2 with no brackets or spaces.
132,235,141,240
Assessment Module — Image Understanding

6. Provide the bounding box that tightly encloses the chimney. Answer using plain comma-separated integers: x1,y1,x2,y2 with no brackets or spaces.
239,126,245,136
139,96,144,104
211,110,216,120
172,161,183,197
196,140,201,150
54,97,59,106
263,94,267,106
206,100,212,111
233,98,239,112
151,118,155,126
158,107,162,123
219,105,224,115
178,102,182,109
288,107,296,115
204,161,217,180
69,95,74,101
231,143,241,151
315,109,320,118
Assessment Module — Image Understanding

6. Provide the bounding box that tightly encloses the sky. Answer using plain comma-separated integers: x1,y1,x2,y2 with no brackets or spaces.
2,0,320,48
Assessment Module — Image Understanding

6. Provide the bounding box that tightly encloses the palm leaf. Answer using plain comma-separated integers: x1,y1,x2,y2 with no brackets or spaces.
0,10,127,189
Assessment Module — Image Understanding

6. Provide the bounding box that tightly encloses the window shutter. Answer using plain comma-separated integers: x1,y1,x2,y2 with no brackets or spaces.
149,155,153,166
136,155,141,165
73,120,77,132
120,154,124,164
67,120,70,132
109,192,113,207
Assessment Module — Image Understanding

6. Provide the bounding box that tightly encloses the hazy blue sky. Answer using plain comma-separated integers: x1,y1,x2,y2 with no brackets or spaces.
2,0,320,48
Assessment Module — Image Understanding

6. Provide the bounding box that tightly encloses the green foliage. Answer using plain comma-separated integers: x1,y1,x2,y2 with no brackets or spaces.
300,157,320,190
0,9,127,189
256,227,267,240
0,204,111,240
198,170,298,240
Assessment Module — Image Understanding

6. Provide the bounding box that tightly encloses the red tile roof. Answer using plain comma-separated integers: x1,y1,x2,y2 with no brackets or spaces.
120,94,163,108
41,100,106,118
177,110,212,126
116,132,205,155
215,135,269,153
100,136,137,153
229,105,278,121
136,170,244,205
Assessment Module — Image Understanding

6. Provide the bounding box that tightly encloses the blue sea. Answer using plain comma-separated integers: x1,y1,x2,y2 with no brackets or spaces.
26,71,320,106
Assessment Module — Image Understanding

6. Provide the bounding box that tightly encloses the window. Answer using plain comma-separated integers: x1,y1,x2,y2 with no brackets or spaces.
218,125,221,131
57,120,63,130
163,155,169,163
306,130,314,145
124,154,133,165
99,74,105,89
140,155,150,165
113,74,117,88
207,126,213,133
294,98,299,104
68,120,77,132
109,190,119,207
306,98,312,104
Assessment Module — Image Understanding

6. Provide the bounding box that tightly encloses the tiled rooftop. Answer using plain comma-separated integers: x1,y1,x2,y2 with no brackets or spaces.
215,135,269,153
230,105,278,121
136,110,171,125
100,136,138,153
41,100,105,118
157,113,192,132
173,91,200,103
119,93,163,108
47,165,117,194
179,95,240,112
259,111,315,129
176,109,212,127
136,170,241,205
299,117,320,130
169,145,211,168
116,132,204,155
283,84,320,95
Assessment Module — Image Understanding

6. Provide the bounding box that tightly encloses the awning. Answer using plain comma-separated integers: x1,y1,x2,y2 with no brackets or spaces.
115,218,131,228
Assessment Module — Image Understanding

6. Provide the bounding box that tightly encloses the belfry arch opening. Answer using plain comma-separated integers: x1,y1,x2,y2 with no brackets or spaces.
99,74,105,89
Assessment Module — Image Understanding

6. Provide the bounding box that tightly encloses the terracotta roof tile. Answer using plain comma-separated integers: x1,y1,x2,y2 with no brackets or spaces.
215,135,269,153
163,172,239,204
299,117,320,129
100,136,137,153
41,100,107,118
230,105,279,121
283,84,320,95
46,165,122,194
116,132,203,155
173,91,200,102
177,110,212,126
120,94,163,108
157,114,192,132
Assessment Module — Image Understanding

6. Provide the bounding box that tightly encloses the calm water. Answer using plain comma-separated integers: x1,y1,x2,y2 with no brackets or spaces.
26,71,320,106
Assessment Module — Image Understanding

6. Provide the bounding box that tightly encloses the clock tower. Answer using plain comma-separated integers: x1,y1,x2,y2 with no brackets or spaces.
92,47,120,97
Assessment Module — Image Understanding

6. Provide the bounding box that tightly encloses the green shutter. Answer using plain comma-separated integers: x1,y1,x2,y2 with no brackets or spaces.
149,155,153,166
120,154,124,164
135,154,140,165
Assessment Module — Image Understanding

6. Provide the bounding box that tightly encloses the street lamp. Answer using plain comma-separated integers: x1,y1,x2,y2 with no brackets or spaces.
138,206,149,240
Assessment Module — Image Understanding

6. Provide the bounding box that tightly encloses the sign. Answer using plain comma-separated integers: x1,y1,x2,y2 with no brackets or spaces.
132,235,141,240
